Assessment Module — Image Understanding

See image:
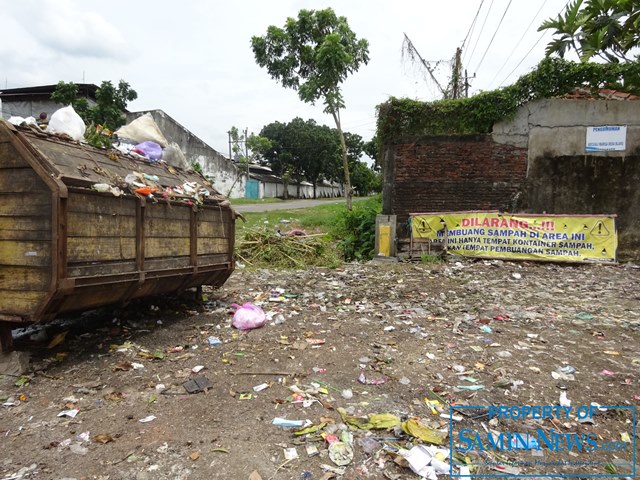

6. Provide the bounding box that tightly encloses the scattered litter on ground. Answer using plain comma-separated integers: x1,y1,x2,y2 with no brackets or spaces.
231,302,267,330
2,260,639,478
182,376,212,394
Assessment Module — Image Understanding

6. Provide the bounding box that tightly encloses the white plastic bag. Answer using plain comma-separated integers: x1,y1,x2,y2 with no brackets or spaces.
8,116,37,127
163,142,190,170
47,106,86,141
116,113,168,147
231,302,266,330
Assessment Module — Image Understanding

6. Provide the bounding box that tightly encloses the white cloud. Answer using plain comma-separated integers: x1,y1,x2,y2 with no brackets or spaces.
1,0,572,153
7,0,130,60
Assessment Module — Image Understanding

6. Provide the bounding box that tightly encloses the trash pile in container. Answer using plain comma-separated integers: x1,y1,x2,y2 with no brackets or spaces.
7,106,226,207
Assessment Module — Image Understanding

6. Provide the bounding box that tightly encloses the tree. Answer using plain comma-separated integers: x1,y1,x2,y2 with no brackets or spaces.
343,132,364,164
350,160,381,196
539,0,640,63
251,8,369,210
287,118,311,197
228,127,272,165
92,80,137,129
228,126,249,172
246,134,272,163
50,82,91,121
51,80,137,130
363,135,381,172
299,122,340,198
257,121,295,199
258,118,341,199
341,132,380,196
225,126,272,197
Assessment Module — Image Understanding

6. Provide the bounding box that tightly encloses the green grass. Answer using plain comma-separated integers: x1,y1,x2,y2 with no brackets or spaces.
236,202,347,236
234,196,382,268
234,203,347,269
420,253,444,264
230,197,284,205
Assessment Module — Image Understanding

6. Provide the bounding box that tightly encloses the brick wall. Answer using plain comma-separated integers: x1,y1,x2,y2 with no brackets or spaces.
383,135,528,238
381,99,640,259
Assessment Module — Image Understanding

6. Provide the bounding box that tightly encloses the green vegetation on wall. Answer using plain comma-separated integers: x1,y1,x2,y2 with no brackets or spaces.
377,58,640,143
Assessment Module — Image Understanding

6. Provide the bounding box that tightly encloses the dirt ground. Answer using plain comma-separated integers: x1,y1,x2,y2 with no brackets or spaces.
1,258,639,480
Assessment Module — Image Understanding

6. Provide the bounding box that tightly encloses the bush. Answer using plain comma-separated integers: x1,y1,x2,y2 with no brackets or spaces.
332,196,381,261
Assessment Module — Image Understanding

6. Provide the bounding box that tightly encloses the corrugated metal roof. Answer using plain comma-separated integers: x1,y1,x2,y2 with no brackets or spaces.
0,84,98,99
250,172,282,184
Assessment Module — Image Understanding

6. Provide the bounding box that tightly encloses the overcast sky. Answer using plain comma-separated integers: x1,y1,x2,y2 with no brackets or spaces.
1,0,572,156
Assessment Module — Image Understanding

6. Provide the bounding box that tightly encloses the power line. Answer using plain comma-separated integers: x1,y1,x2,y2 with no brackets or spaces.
498,0,572,87
462,0,485,56
344,116,376,124
343,120,377,129
465,0,494,68
498,31,550,87
474,0,513,74
342,116,377,128
487,0,549,89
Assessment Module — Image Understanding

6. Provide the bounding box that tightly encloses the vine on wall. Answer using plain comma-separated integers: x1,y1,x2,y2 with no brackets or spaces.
377,58,640,144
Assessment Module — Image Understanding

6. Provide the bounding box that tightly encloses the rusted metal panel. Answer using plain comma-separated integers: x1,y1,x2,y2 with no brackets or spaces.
0,133,54,319
0,121,235,342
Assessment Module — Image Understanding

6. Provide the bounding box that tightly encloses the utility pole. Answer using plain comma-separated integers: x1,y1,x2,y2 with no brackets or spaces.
402,34,470,100
451,47,462,99
463,69,476,98
244,127,249,178
227,131,232,161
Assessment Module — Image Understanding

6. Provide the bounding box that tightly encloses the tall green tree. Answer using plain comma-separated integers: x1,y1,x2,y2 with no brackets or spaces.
228,126,246,161
49,82,91,121
287,117,311,197
350,161,381,196
539,0,640,63
251,7,370,210
225,126,272,197
246,134,272,163
258,118,341,199
51,80,137,130
228,126,272,165
299,122,340,198
363,135,381,172
257,121,295,199
341,132,380,196
343,132,363,164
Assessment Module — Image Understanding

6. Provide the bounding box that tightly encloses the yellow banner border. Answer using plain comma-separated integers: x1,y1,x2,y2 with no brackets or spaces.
409,211,618,264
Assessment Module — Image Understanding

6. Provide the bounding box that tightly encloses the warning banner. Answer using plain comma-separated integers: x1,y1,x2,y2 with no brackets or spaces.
411,211,617,263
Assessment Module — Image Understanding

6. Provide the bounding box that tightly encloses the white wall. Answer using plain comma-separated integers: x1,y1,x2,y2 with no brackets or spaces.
127,110,246,199
263,181,281,198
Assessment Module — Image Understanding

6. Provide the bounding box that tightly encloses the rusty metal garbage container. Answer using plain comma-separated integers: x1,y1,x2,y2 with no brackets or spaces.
0,121,235,351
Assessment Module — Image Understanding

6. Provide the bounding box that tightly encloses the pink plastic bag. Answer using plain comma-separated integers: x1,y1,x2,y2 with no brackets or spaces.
231,302,266,330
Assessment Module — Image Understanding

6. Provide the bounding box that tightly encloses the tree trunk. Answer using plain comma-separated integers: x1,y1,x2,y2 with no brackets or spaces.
330,109,352,211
